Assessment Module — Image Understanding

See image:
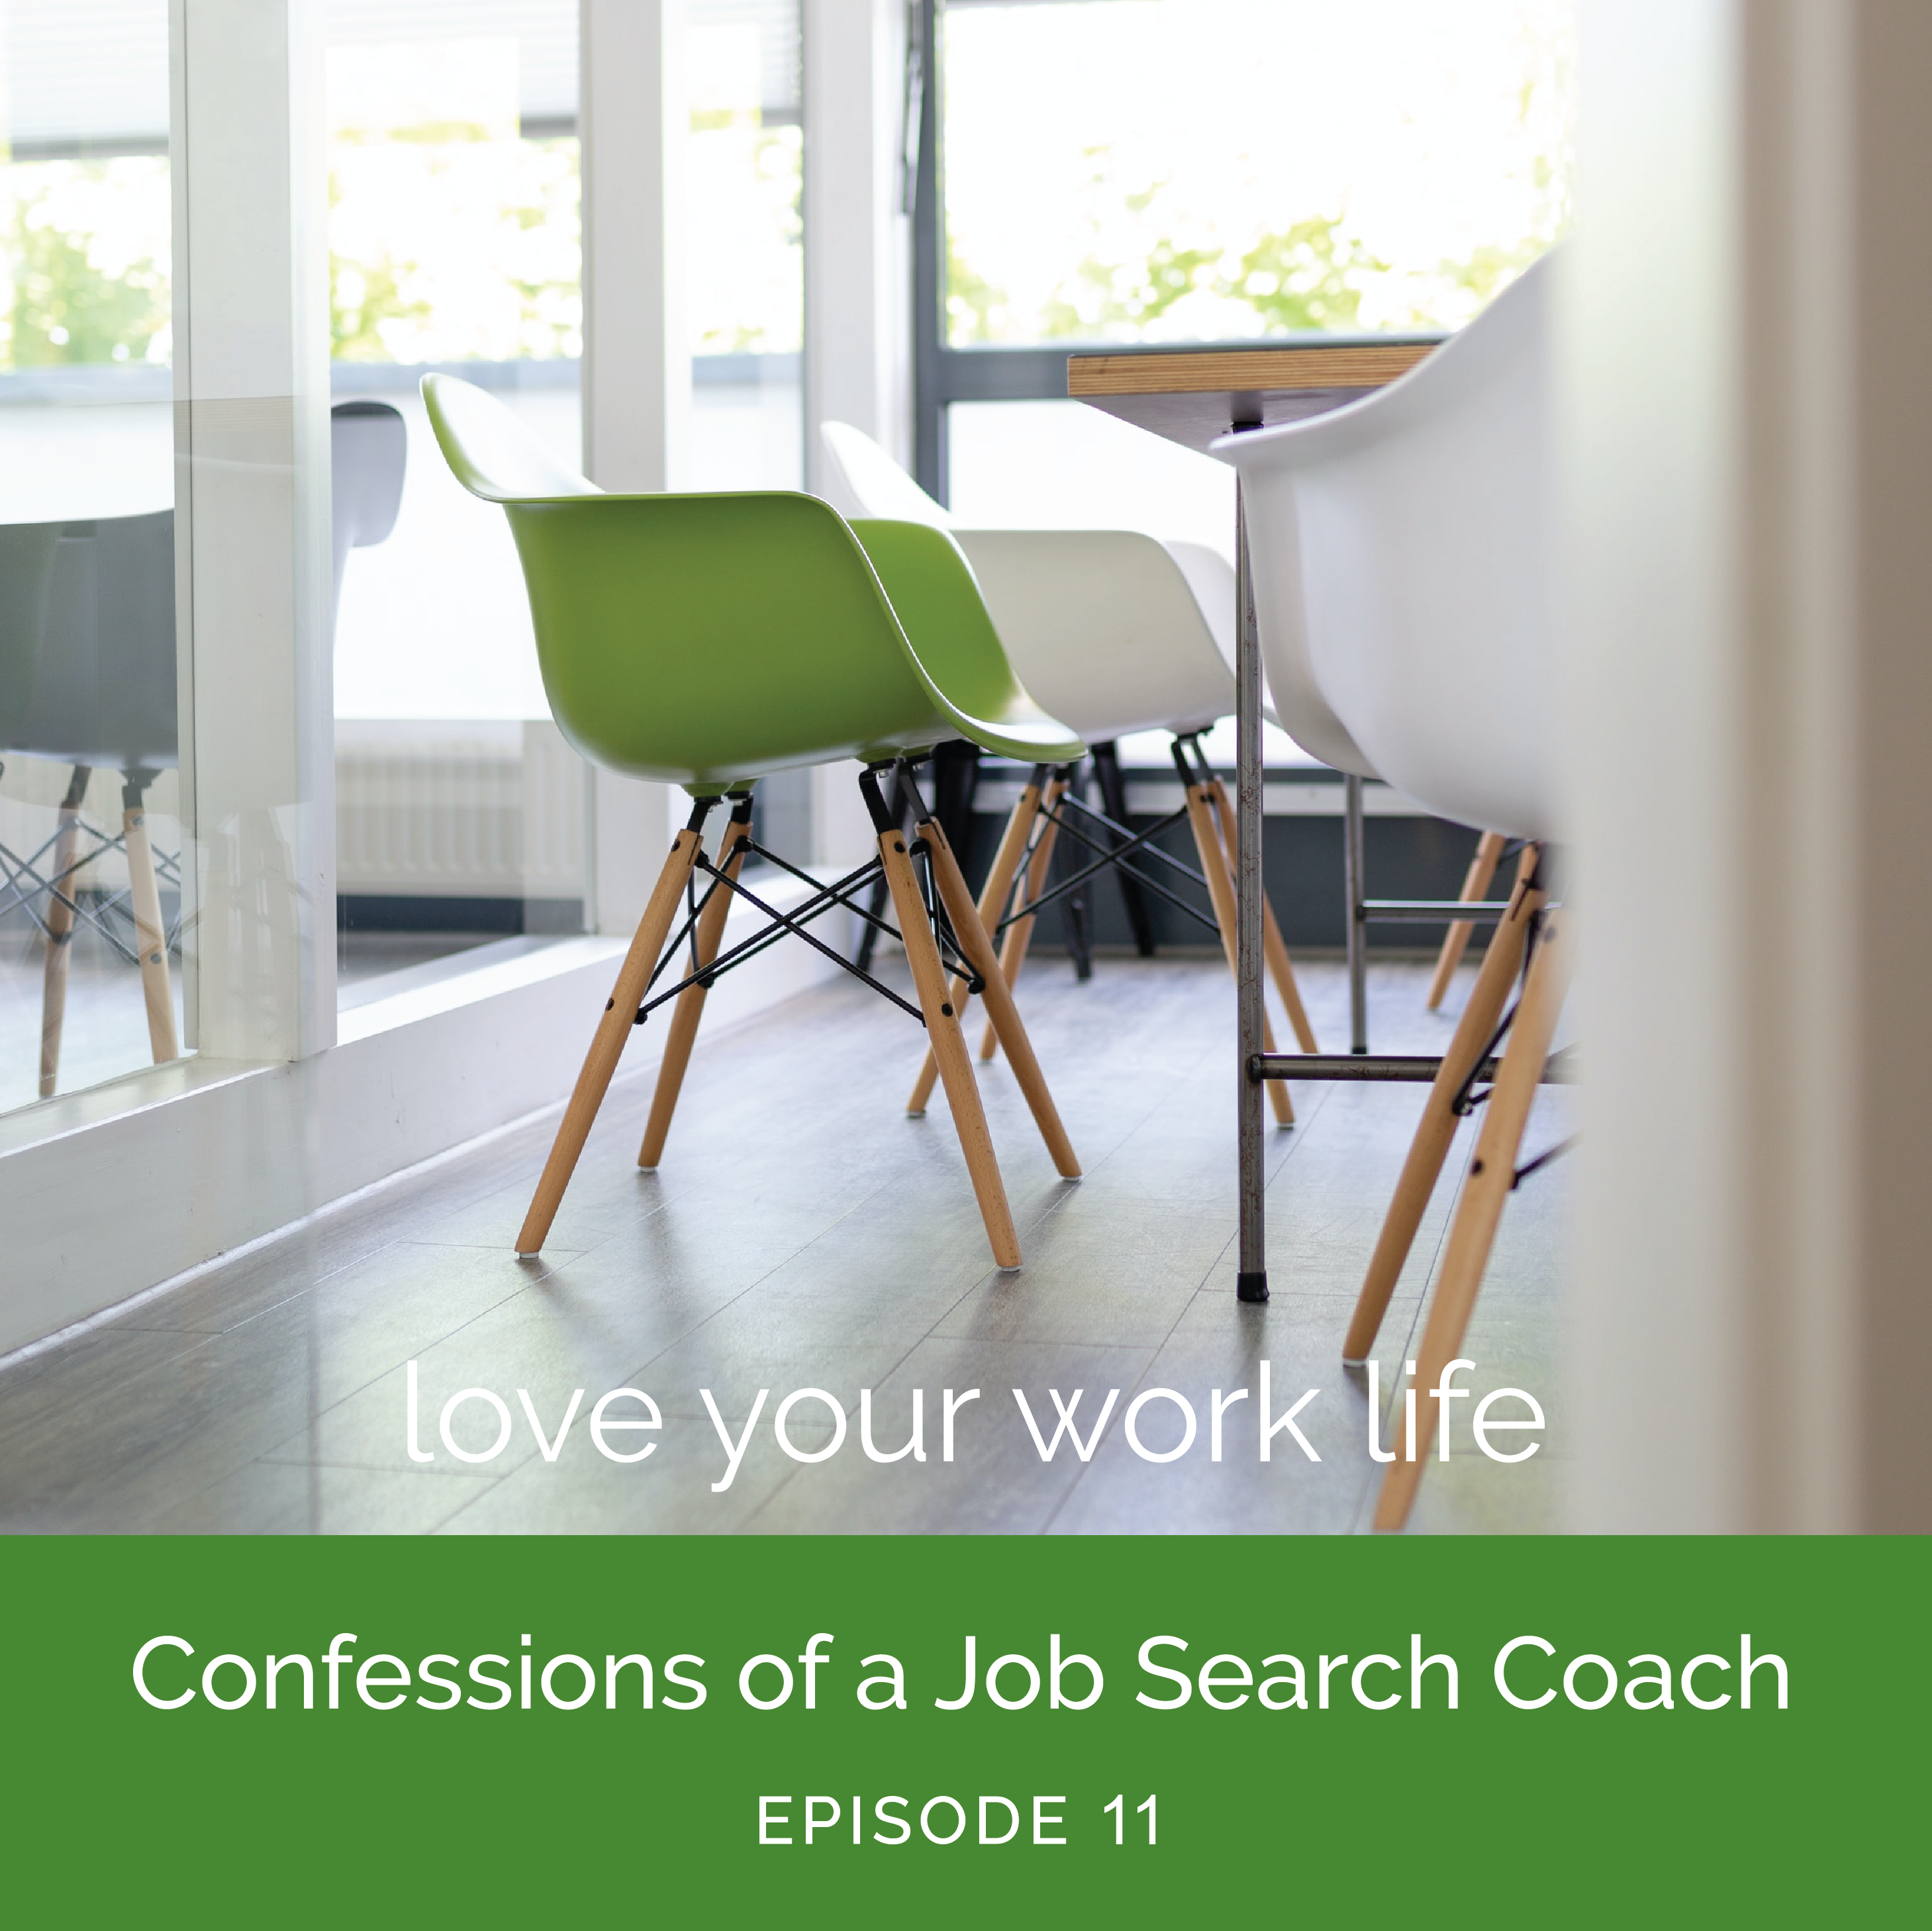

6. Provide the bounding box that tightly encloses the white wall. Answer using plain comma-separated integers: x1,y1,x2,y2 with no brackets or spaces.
1569,0,1932,1532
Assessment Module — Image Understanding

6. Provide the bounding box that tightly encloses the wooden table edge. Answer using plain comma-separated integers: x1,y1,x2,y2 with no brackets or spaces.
1067,341,1438,398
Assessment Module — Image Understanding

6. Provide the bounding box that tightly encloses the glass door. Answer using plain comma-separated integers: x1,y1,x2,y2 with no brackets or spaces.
0,0,183,1110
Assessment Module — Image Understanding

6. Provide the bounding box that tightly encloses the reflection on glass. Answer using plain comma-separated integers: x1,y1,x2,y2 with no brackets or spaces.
689,0,802,492
0,0,184,1113
324,0,590,1001
944,0,1575,346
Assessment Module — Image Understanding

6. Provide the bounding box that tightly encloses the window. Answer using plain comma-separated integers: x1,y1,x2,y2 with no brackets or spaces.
944,0,1573,351
689,0,804,493
919,0,1576,541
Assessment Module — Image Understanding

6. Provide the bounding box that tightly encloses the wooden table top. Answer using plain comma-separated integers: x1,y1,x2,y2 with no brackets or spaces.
1067,340,1441,453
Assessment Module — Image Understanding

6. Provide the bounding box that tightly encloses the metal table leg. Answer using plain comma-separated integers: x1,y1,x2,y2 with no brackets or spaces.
1235,484,1268,1302
1344,773,1368,1053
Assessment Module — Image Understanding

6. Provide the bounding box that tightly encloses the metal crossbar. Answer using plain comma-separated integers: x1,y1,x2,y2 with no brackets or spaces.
739,841,906,952
639,853,886,1006
634,852,928,1026
1361,898,1512,923
642,868,730,997
1057,789,1214,885
993,800,1220,937
738,835,975,987
1447,909,1550,1115
1250,1046,1578,1085
904,836,981,988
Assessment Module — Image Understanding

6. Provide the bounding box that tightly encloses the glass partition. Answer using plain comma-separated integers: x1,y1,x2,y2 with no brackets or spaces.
323,0,589,1004
0,0,184,1111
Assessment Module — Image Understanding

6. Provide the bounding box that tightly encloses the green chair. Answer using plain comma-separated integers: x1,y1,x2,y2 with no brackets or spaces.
422,374,1087,1268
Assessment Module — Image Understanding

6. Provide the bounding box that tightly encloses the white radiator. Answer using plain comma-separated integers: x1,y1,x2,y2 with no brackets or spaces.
334,720,587,901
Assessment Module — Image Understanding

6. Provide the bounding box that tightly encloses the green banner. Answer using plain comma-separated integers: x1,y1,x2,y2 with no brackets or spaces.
7,1536,1917,1920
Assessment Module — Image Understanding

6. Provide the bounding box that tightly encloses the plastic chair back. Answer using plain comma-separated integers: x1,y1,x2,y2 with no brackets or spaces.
820,417,1244,743
426,376,1082,788
846,518,1073,753
422,375,600,502
1219,252,1558,837
951,528,1237,741
819,420,954,527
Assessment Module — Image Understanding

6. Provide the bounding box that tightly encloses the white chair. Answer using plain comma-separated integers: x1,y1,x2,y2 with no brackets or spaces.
822,420,1246,746
1219,250,1569,1529
820,422,1318,1123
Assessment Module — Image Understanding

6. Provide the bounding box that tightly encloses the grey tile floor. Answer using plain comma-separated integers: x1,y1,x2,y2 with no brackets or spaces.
0,951,1573,1534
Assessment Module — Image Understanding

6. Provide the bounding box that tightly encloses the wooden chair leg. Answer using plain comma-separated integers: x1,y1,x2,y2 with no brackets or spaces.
879,824,1022,1268
979,772,1067,1062
38,765,90,1099
1183,778,1293,1126
516,814,710,1254
1207,773,1318,1053
1343,852,1547,1362
910,774,1041,1114
638,798,754,1169
122,779,178,1064
1427,830,1507,1012
1373,911,1572,1531
918,814,1081,1178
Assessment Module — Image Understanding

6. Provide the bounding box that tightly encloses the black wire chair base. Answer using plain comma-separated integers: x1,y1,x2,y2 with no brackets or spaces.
0,822,185,966
1511,1133,1578,1190
1002,796,1221,941
629,833,981,1033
